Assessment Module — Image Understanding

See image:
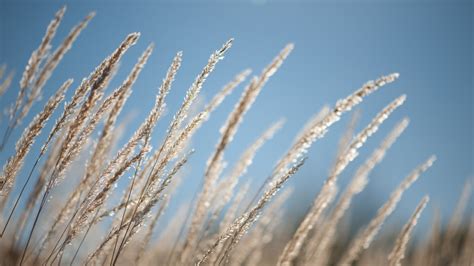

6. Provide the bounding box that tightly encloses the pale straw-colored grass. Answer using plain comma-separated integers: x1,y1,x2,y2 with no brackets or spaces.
0,7,471,266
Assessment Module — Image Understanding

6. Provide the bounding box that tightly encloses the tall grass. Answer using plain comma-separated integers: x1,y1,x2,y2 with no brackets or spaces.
0,7,472,266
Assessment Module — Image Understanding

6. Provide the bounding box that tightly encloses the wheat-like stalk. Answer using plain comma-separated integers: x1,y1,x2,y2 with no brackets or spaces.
88,151,191,264
55,47,182,261
19,7,65,91
272,73,400,179
1,7,92,152
0,79,72,198
135,194,170,264
278,95,406,266
117,41,234,230
204,69,252,116
31,12,95,97
232,188,293,266
39,43,153,254
0,69,14,98
15,33,140,265
204,119,285,236
388,195,429,266
162,40,233,160
52,45,154,234
197,159,306,265
56,33,140,178
119,151,192,245
306,118,409,265
182,44,293,263
1,8,472,266
340,155,436,265
11,136,62,245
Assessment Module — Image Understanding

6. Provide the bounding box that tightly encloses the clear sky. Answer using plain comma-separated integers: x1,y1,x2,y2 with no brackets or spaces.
0,0,472,236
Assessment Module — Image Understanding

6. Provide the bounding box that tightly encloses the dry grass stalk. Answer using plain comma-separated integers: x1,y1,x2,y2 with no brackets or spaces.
137,42,235,215
56,33,140,179
135,195,170,264
76,53,183,250
94,163,178,264
332,110,361,166
103,51,181,185
292,106,330,145
244,205,286,266
307,118,410,265
205,119,285,232
272,73,400,180
17,136,72,266
88,43,154,177
204,182,251,265
17,12,95,128
440,178,472,262
16,33,139,264
66,146,148,247
446,179,472,237
11,136,62,245
457,218,474,265
247,74,399,221
137,109,209,215
388,196,429,266
0,70,14,98
248,105,329,207
118,111,211,263
197,159,305,265
125,51,243,235
220,181,251,234
232,188,293,266
57,48,181,258
219,119,285,204
51,44,155,234
42,45,154,251
118,151,192,248
183,44,293,263
0,79,72,198
160,40,233,163
32,12,95,97
2,9,473,266
55,87,119,181
9,6,65,134
278,95,406,266
19,7,65,91
410,207,441,266
340,155,436,265
87,152,190,263
204,69,252,116
147,69,251,188
195,120,284,256
2,8,92,152
23,73,135,253
106,53,183,204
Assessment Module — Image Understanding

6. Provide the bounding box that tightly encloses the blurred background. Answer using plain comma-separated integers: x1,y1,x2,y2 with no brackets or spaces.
0,0,472,242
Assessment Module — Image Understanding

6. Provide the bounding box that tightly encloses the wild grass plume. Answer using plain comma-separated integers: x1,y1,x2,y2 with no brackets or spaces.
0,6,472,266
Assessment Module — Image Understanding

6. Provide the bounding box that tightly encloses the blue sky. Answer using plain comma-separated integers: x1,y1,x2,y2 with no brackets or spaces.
0,0,472,236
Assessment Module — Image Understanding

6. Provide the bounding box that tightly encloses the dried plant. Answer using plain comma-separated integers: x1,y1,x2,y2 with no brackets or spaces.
0,68,14,98
388,196,429,266
305,118,410,265
0,79,72,199
0,6,471,266
278,95,406,266
1,6,91,151
180,44,293,264
340,155,436,265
